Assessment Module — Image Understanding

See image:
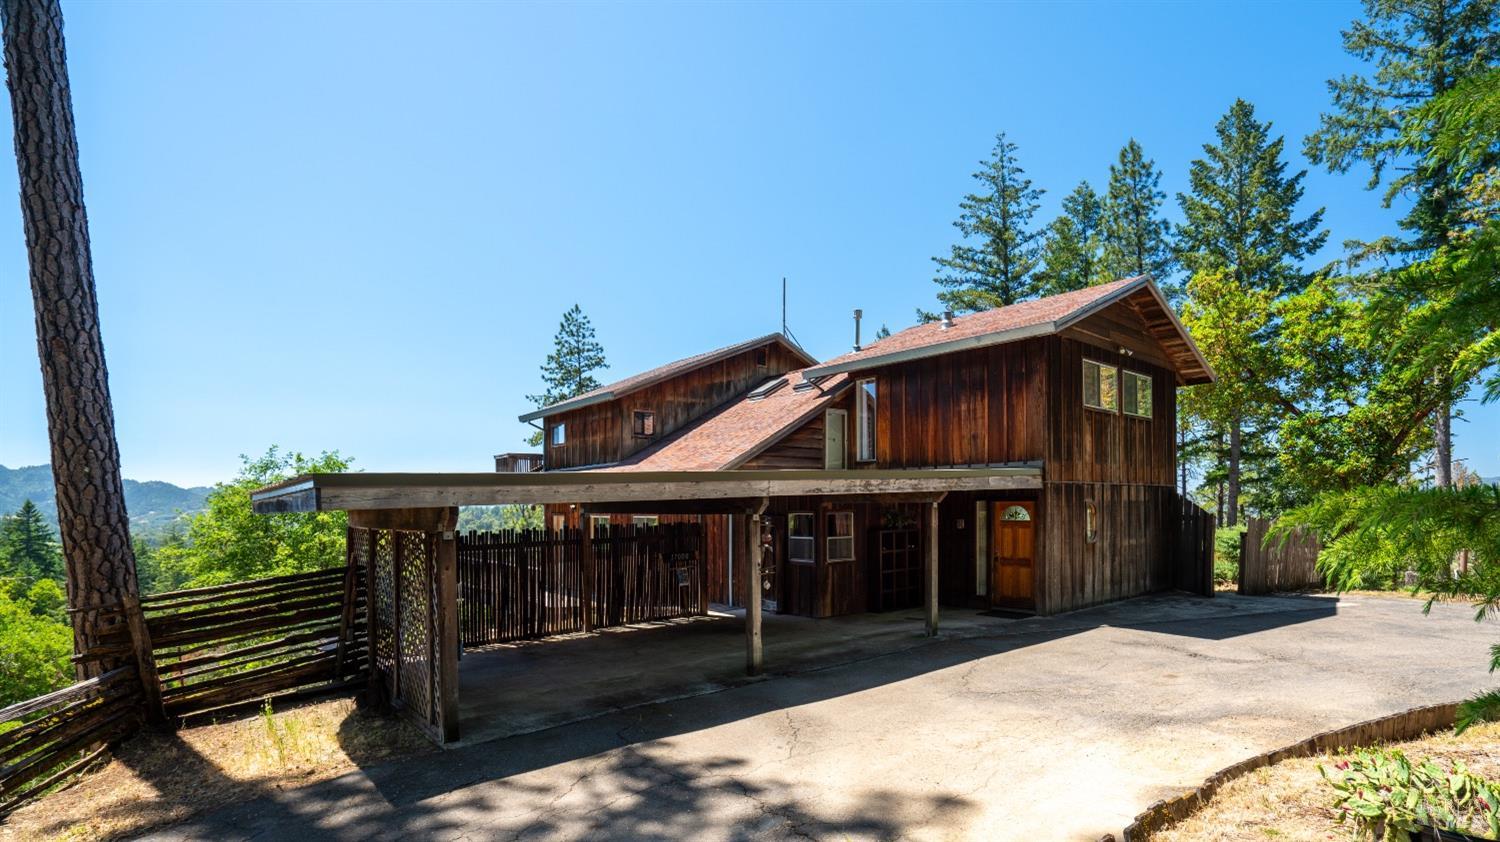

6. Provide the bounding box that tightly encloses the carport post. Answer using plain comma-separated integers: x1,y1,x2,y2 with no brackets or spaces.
746,498,769,675
925,497,942,637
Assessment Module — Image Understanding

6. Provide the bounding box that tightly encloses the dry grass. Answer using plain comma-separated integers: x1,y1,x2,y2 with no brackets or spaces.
1150,722,1500,842
0,696,434,842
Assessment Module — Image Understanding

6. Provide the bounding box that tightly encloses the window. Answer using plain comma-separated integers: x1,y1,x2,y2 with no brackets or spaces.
1085,501,1098,544
824,409,846,470
1122,370,1152,418
590,514,611,534
789,513,815,563
827,512,854,561
1001,505,1031,522
974,502,989,597
632,410,656,437
550,422,567,446
1083,359,1119,412
631,515,659,527
755,347,769,368
856,378,877,462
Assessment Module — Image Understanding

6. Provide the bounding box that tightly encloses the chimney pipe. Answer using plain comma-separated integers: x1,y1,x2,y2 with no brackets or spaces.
941,310,955,329
853,309,863,351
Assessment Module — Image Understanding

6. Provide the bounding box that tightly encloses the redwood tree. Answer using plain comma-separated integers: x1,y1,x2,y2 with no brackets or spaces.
3,0,139,677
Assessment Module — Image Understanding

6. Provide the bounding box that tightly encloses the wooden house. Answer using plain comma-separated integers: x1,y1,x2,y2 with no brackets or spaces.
517,275,1214,619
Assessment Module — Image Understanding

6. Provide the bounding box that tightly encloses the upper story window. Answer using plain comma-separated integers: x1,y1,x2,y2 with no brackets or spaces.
551,422,567,446
632,410,656,437
755,347,769,368
1083,359,1119,412
1122,370,1153,418
788,513,815,563
856,378,877,462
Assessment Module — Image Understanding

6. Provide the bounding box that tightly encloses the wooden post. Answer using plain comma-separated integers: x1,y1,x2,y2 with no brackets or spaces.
120,593,165,726
581,508,595,633
925,498,941,637
746,499,768,675
436,519,460,743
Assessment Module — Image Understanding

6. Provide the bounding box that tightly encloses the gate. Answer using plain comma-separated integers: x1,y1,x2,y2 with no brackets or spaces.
457,522,707,647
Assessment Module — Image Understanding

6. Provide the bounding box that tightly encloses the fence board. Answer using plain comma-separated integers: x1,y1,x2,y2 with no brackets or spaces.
1239,516,1322,595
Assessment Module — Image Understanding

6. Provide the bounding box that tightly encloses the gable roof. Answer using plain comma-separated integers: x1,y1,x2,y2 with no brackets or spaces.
599,370,851,472
519,332,817,423
801,276,1214,385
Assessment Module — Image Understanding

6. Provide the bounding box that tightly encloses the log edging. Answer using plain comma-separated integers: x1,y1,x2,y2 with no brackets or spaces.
1107,701,1460,841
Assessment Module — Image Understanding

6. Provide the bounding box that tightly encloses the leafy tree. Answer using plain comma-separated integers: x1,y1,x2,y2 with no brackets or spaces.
927,132,1044,315
526,304,609,446
168,448,352,586
1177,100,1328,525
0,499,62,583
1102,139,1176,292
1035,181,1108,295
1304,0,1500,487
456,505,544,533
0,585,72,706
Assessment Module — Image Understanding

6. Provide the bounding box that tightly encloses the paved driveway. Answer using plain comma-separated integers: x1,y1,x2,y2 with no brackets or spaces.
139,593,1494,841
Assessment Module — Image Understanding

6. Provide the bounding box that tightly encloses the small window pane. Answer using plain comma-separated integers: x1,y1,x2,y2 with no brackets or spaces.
974,502,989,597
631,515,659,527
1123,371,1152,418
633,410,656,437
551,422,567,446
1001,505,1031,522
789,512,815,563
827,512,854,561
856,379,877,462
1083,360,1118,411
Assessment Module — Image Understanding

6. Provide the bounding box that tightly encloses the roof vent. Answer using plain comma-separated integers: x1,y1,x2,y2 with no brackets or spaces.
853,309,863,352
941,310,955,329
748,377,788,400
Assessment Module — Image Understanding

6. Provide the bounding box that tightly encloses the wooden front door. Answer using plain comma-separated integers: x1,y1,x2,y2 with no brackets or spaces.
990,501,1036,609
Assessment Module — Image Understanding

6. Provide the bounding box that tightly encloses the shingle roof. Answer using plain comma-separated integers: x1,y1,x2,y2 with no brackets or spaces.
600,370,851,472
802,276,1213,384
519,333,816,422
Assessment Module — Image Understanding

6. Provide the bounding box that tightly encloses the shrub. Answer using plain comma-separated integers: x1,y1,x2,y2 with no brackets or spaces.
1321,747,1500,840
1213,527,1245,585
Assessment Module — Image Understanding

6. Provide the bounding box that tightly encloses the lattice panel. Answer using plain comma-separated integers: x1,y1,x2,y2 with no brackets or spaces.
395,530,435,731
369,529,397,687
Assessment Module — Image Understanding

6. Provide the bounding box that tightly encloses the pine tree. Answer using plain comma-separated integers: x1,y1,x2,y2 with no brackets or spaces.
1304,0,1500,488
874,324,891,341
526,304,609,446
928,133,1044,313
1178,99,1328,526
1102,139,1176,291
1036,181,1107,296
0,500,63,583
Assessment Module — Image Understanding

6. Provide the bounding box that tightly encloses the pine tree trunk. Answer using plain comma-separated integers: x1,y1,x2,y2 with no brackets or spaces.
3,0,139,679
1226,418,1242,528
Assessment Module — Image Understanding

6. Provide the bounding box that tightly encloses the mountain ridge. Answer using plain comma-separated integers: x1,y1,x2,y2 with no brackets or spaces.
0,464,210,537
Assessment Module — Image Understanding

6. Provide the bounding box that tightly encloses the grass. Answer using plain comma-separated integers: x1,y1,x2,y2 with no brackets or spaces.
0,695,434,842
1148,721,1500,841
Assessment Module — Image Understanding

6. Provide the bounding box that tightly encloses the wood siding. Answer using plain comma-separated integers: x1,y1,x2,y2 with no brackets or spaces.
1036,483,1176,614
543,343,806,469
1044,335,1177,487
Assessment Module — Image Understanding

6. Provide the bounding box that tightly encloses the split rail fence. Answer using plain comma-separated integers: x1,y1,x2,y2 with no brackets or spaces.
457,522,708,647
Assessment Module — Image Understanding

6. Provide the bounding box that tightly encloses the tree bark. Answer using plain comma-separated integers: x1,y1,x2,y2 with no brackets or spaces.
1226,418,1241,528
3,0,139,679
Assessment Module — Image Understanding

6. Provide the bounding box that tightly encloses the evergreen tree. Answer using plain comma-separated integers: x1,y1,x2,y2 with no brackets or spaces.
928,133,1044,314
1102,139,1176,291
0,500,63,583
1177,100,1328,526
1304,0,1500,488
874,324,891,341
526,304,609,446
1035,181,1108,296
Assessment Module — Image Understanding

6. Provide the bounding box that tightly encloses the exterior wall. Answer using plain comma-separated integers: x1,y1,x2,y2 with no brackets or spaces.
1043,335,1177,486
542,342,806,470
1036,483,1175,614
740,390,854,469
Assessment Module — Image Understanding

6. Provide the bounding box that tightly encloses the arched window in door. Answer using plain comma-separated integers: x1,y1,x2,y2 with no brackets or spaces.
1000,505,1031,522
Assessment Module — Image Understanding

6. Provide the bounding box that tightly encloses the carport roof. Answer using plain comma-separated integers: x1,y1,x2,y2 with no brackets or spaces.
251,465,1043,513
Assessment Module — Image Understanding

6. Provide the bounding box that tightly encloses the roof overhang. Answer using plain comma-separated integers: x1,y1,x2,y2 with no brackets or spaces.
800,277,1214,385
251,466,1043,513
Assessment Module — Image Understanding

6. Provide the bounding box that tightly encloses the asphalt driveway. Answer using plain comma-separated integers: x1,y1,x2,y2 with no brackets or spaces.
137,592,1494,841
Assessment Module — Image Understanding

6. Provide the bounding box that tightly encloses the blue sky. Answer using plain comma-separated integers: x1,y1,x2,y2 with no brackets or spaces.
0,0,1494,487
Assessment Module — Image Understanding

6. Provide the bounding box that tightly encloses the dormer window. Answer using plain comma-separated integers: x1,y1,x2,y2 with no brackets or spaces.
632,410,656,437
551,422,566,446
755,347,769,368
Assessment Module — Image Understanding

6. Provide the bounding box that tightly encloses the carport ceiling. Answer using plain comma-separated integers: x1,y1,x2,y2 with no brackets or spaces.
251,466,1043,513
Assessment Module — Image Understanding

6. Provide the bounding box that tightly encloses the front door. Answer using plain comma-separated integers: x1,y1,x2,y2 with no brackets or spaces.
824,410,847,470
990,501,1036,609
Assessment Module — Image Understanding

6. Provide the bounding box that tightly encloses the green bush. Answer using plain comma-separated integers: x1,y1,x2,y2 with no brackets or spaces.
1322,747,1500,840
1213,526,1245,585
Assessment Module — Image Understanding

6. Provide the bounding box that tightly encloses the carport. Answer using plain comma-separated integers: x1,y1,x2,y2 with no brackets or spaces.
251,467,1041,743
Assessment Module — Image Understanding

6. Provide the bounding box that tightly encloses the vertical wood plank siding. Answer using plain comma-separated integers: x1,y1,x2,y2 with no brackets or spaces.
544,343,806,469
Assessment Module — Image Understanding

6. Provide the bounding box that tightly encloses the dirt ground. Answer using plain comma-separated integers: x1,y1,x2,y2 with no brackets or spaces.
1151,721,1500,842
0,696,433,842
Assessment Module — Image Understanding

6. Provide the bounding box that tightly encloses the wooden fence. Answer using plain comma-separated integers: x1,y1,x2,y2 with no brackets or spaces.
1171,494,1217,596
457,523,707,647
0,666,143,816
1239,516,1323,595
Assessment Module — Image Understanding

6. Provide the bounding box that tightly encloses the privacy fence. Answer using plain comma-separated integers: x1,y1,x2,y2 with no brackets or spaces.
457,522,708,647
1171,494,1217,596
1239,516,1323,595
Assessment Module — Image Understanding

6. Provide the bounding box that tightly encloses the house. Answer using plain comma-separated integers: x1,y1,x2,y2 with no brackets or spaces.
517,275,1214,618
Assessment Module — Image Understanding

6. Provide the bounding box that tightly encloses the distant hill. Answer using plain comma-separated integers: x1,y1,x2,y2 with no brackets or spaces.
0,464,210,537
